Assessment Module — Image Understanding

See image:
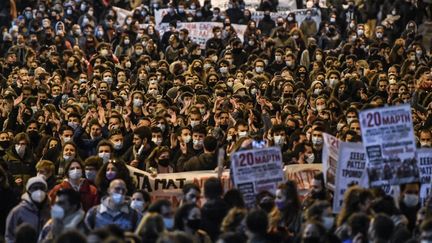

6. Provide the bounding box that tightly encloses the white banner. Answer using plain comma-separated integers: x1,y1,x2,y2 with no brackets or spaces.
128,166,232,206
284,163,322,199
231,147,284,207
112,6,133,26
418,148,432,205
158,22,246,48
250,8,321,28
333,141,368,213
322,133,339,191
359,104,419,187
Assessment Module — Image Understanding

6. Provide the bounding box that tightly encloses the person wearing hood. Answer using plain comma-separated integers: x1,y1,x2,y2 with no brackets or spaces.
38,188,87,242
5,176,50,243
85,178,140,231
48,159,99,212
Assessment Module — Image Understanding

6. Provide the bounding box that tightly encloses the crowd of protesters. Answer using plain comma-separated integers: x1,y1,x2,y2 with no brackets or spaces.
0,0,432,242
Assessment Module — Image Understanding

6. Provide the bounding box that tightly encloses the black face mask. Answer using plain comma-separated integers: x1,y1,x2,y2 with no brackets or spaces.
220,124,228,131
0,140,10,149
187,219,201,231
28,130,40,142
311,190,326,200
259,201,275,213
158,158,170,167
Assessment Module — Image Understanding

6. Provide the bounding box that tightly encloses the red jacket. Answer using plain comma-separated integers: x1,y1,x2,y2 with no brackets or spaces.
49,179,99,211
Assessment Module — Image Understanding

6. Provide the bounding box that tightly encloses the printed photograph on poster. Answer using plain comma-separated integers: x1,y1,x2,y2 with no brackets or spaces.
359,104,419,187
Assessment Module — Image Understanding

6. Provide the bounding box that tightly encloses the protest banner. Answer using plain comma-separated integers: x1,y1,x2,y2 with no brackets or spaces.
230,147,285,207
128,165,232,206
112,6,133,26
158,22,246,48
333,141,368,213
418,148,432,205
359,104,419,187
250,8,321,28
284,163,323,198
322,133,339,191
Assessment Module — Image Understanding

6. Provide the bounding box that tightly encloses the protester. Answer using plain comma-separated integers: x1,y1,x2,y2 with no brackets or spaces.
48,159,99,211
39,188,87,242
1,0,432,242
5,176,50,243
85,178,140,232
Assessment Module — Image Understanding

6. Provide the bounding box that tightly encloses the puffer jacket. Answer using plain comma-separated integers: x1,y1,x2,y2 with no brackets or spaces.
5,193,50,243
48,179,99,211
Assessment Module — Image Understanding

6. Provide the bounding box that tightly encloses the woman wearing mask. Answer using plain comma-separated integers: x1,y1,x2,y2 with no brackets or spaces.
269,180,302,240
145,146,174,174
174,203,212,243
56,141,80,178
114,35,134,57
130,189,151,214
48,159,99,211
95,159,135,197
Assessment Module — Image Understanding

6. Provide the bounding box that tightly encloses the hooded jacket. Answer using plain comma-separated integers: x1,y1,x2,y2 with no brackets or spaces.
5,193,50,243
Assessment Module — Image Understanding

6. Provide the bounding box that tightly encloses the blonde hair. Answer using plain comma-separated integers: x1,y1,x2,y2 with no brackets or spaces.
220,207,247,233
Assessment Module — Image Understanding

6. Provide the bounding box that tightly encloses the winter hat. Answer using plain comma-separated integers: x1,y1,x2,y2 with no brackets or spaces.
26,176,47,191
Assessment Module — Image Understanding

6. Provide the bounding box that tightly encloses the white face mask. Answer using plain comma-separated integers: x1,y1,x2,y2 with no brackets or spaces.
63,154,73,162
238,131,248,138
152,137,162,146
190,121,200,128
130,200,144,212
311,137,323,146
346,117,355,125
403,194,419,207
51,204,65,219
274,135,285,146
113,142,123,150
68,168,82,180
316,105,326,112
305,153,315,163
31,190,46,203
183,135,191,144
100,49,108,56
255,67,264,73
322,216,334,231
15,145,26,156
193,139,203,148
98,152,111,163
420,141,431,147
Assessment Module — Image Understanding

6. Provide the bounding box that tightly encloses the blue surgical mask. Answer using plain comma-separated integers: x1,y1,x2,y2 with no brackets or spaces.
163,217,174,230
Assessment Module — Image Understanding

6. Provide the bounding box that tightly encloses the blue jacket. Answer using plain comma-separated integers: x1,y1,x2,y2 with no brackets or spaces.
84,197,140,232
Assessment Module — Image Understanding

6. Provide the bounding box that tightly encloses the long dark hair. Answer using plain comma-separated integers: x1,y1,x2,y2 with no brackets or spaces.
95,159,135,196
278,180,301,222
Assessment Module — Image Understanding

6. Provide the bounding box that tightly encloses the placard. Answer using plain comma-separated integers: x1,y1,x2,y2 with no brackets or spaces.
230,147,284,207
359,105,419,187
